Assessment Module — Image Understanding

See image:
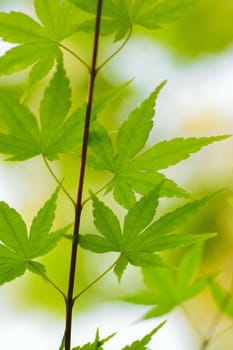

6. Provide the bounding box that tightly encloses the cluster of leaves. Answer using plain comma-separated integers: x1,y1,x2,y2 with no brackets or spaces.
72,0,199,41
0,0,80,85
0,0,231,349
0,188,69,285
80,191,220,281
87,81,228,209
71,324,164,350
0,0,199,85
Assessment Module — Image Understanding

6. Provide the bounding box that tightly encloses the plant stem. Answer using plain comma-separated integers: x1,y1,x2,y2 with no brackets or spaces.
73,257,120,302
42,155,76,206
200,285,233,350
64,1,103,349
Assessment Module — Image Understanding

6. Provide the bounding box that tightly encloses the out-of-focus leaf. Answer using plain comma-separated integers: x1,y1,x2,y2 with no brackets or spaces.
210,280,233,319
123,244,211,318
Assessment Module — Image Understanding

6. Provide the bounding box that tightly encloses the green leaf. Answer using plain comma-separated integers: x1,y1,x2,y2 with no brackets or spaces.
79,234,116,253
138,191,222,247
35,0,80,41
0,245,28,286
88,121,115,171
124,245,210,318
0,8,66,83
81,191,219,280
29,44,59,86
27,261,47,276
123,185,161,247
91,194,122,250
127,252,164,268
72,0,132,41
43,80,131,160
130,136,230,171
178,243,204,287
28,188,60,258
121,322,165,350
114,254,128,282
119,170,190,198
116,81,166,170
44,107,85,159
0,92,41,160
145,232,216,252
0,93,40,143
133,0,199,29
73,0,198,40
112,177,136,209
72,329,116,350
210,280,233,318
0,11,47,43
0,189,62,285
0,133,39,161
40,61,71,151
0,202,29,257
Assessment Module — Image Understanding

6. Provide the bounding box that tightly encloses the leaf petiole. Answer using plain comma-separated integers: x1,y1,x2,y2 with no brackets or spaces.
96,25,133,72
58,42,90,72
73,256,120,303
82,177,114,207
28,261,66,301
42,155,76,206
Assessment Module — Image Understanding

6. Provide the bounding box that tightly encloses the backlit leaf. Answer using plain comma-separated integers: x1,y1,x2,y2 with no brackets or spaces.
0,245,27,286
35,0,80,41
0,188,62,285
0,11,47,43
40,61,71,150
0,92,41,160
124,245,210,318
123,185,161,246
116,81,166,170
130,136,230,171
91,194,122,249
88,121,115,171
0,201,29,257
28,188,60,258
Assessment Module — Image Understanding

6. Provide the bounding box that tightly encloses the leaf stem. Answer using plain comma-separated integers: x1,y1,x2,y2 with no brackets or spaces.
73,256,119,302
82,178,114,206
42,155,76,206
59,42,91,72
181,305,203,339
64,1,103,349
96,25,133,72
200,284,233,350
29,261,66,301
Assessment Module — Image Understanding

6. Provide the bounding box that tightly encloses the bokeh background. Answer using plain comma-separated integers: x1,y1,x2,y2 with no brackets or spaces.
0,0,233,349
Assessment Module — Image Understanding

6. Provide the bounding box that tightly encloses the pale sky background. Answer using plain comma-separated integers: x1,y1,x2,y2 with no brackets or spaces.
0,1,233,350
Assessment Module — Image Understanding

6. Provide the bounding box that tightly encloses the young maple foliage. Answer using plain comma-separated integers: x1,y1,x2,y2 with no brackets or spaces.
0,0,79,85
71,323,165,350
0,188,69,285
72,0,200,41
79,190,221,281
0,0,231,349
